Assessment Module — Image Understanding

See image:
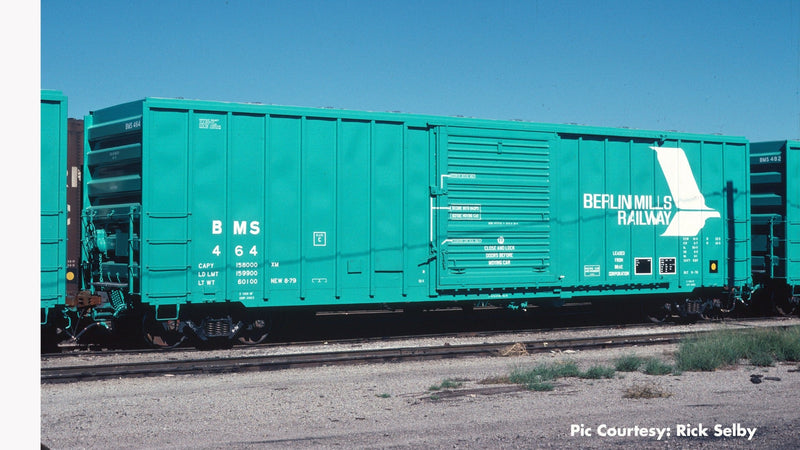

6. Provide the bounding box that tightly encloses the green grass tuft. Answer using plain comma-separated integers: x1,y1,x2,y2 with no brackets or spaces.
581,365,616,379
508,361,615,389
675,326,800,371
509,361,581,386
747,351,775,367
527,381,555,391
642,358,673,375
615,354,644,372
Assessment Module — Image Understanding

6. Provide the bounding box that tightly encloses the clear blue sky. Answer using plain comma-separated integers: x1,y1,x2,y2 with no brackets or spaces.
40,0,800,142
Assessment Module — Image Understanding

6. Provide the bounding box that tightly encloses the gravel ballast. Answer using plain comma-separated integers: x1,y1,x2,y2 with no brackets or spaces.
41,343,800,448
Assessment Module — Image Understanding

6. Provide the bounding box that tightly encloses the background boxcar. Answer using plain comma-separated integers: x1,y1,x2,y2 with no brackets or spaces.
66,118,84,298
80,98,751,344
750,140,800,314
41,90,68,328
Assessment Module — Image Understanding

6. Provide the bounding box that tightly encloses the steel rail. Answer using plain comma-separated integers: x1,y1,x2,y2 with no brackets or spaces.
42,330,689,383
41,314,787,359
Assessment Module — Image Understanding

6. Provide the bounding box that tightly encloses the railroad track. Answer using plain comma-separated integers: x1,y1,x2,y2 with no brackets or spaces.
41,313,794,359
42,318,800,383
39,303,609,358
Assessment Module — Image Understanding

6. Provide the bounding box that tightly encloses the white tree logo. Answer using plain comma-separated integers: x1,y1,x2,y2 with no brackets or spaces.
651,146,720,237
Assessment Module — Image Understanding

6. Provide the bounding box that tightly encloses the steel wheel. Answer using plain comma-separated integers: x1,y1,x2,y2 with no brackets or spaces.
142,314,186,349
237,317,272,345
645,302,670,324
775,295,799,317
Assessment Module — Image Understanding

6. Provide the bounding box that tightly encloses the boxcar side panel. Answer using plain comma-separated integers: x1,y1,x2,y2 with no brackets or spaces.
696,140,724,288
123,98,751,311
143,108,190,306
266,115,302,305
301,117,338,302
559,135,748,298
751,140,800,288
371,122,405,290
41,91,68,318
575,137,607,285
405,126,433,300
141,103,434,308
720,140,751,289
336,119,371,298
788,141,800,287
228,113,267,304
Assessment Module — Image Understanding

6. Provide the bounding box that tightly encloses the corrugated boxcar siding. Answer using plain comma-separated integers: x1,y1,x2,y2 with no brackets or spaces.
337,120,371,297
130,98,753,308
789,142,800,285
189,111,228,301
263,117,415,305
41,93,67,307
335,121,431,301
143,109,190,304
552,137,577,285
573,137,747,292
578,139,657,286
604,140,633,283
662,140,701,289
653,141,679,288
661,140,715,289
576,137,605,283
267,116,301,304
629,140,657,285
226,114,265,304
301,118,337,301
405,126,433,299
723,141,752,287
371,122,405,291
437,127,554,289
696,141,725,288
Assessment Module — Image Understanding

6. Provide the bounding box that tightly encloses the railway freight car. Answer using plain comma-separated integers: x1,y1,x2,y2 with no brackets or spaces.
41,90,68,349
750,140,800,315
77,98,752,347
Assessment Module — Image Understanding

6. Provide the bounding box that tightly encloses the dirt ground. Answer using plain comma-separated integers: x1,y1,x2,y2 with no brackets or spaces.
41,343,800,448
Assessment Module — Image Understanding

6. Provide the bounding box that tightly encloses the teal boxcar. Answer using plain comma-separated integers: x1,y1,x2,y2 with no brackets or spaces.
750,140,800,314
80,98,751,344
41,91,68,333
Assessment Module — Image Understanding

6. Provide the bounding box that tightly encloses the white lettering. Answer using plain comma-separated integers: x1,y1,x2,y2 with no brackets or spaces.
676,423,709,437
215,220,261,235
233,221,247,235
571,424,591,437
713,424,757,440
593,424,668,440
249,221,260,235
583,193,593,209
